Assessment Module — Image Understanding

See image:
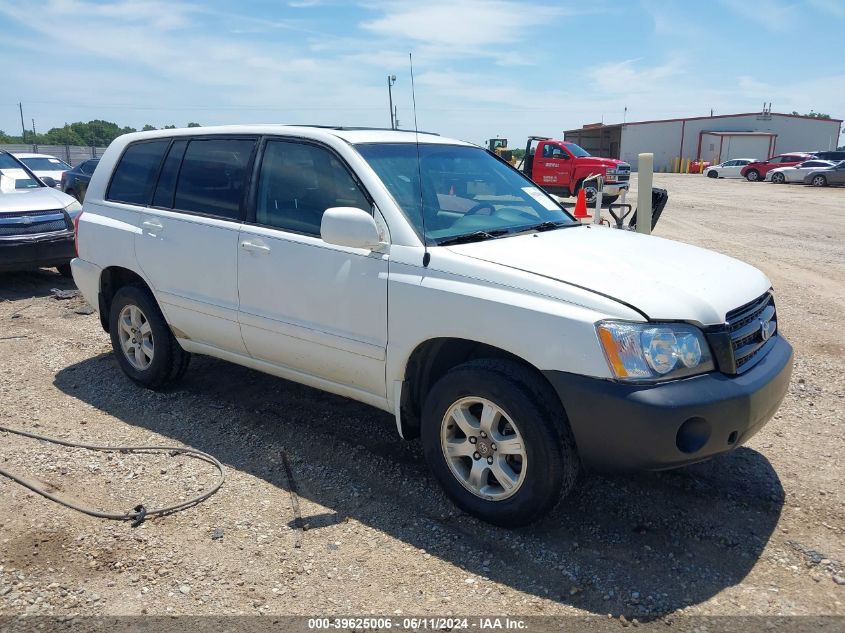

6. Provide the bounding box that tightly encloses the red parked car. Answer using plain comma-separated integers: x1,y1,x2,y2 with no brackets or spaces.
740,153,813,182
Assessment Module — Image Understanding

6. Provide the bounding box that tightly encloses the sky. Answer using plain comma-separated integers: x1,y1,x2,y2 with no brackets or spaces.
1,0,844,148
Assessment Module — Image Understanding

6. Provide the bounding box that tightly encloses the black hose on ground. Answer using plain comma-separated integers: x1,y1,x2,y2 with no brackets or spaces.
0,425,225,525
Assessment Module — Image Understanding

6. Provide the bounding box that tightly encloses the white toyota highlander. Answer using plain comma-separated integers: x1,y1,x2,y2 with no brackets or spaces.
71,125,792,526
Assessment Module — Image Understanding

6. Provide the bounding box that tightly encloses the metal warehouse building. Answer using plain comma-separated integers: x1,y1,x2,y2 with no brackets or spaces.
563,110,843,172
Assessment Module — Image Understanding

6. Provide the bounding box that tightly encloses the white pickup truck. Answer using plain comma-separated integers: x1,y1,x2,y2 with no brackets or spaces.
71,126,792,526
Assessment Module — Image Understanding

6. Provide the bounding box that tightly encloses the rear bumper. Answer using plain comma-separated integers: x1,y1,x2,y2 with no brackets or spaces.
70,258,102,312
544,335,793,471
0,232,75,272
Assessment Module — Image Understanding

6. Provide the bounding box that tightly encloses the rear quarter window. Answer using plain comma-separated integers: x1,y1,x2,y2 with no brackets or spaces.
107,141,170,205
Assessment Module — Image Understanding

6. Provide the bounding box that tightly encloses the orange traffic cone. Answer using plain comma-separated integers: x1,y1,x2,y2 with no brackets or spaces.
572,187,590,220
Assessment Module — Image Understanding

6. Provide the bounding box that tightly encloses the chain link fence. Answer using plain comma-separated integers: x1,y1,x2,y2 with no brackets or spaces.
0,143,108,166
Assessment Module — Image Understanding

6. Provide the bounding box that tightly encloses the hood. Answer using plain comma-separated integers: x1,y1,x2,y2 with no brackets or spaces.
577,156,627,168
445,227,771,325
0,186,76,212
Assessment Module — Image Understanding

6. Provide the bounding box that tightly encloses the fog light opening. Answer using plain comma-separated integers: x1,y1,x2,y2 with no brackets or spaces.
676,417,711,454
727,431,738,445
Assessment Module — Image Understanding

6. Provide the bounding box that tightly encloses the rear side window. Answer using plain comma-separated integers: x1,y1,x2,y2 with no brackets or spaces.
173,138,255,220
107,141,169,205
152,140,187,208
80,160,99,175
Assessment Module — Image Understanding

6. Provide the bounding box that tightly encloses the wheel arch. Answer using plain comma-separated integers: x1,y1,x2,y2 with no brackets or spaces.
397,337,563,440
98,266,153,333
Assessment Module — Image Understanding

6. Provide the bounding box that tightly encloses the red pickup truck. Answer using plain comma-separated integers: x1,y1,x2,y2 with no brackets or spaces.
520,136,631,205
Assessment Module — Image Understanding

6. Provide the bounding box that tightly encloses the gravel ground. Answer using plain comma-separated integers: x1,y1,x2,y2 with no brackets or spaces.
0,173,843,620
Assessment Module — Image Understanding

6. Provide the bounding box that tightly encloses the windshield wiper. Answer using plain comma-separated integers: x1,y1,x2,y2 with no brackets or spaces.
436,229,510,246
526,220,574,232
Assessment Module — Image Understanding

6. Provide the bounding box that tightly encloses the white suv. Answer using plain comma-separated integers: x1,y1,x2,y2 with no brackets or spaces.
72,126,793,526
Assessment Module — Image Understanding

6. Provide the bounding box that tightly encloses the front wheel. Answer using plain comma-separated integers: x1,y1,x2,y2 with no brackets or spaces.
811,175,827,187
771,172,786,184
707,170,718,178
421,359,580,526
745,170,760,182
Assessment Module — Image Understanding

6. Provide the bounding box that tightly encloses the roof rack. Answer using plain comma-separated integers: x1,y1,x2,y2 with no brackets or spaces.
286,125,440,136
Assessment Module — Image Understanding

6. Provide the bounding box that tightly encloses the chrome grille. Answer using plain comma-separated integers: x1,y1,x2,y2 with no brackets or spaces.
725,292,777,373
0,209,71,238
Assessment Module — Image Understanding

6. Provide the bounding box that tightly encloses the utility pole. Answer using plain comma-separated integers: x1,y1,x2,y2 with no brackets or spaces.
387,75,396,129
19,102,26,140
31,118,36,140
394,105,399,130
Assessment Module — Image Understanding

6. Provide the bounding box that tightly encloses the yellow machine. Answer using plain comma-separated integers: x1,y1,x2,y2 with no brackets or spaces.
487,138,516,164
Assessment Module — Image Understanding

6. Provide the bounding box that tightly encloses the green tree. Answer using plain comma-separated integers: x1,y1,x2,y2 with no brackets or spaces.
187,122,201,128
163,124,177,129
791,110,831,119
142,124,157,131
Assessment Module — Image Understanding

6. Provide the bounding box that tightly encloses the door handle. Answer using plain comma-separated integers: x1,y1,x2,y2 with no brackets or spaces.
142,220,164,233
240,240,271,254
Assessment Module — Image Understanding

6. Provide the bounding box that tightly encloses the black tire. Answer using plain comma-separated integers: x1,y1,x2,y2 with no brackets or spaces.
56,263,73,277
707,170,718,178
811,175,827,187
771,172,786,184
421,359,580,527
745,170,760,182
578,181,600,207
108,285,190,390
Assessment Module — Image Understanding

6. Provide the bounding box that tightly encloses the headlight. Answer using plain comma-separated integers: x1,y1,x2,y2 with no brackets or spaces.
605,167,618,175
63,200,82,218
596,321,714,382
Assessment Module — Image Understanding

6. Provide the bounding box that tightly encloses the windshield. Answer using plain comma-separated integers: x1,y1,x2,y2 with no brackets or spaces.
565,143,591,158
356,143,578,244
19,157,70,171
0,152,45,189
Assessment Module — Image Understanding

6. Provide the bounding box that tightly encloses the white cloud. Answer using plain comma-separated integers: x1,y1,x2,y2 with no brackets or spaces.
718,0,801,32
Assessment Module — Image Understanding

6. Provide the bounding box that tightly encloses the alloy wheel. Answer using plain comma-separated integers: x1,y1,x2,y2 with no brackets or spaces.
118,304,154,370
440,397,527,501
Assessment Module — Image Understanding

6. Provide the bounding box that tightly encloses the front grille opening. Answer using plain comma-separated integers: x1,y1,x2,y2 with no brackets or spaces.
0,210,71,237
725,292,777,374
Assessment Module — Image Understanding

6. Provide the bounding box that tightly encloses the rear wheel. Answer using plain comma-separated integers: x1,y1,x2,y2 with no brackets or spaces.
109,285,190,390
56,263,72,277
811,175,827,187
771,172,786,184
745,170,760,182
707,170,718,178
421,359,580,526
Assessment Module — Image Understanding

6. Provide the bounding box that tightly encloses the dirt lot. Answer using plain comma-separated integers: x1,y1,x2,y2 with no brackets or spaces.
1,174,843,621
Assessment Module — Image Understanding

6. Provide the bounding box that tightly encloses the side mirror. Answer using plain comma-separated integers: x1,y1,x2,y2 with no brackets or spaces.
320,207,382,250
41,176,57,188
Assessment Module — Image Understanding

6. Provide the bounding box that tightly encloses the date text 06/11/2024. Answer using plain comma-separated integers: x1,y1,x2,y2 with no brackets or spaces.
307,617,528,630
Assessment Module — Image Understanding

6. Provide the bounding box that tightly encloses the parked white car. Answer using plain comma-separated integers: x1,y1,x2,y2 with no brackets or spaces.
766,159,836,184
12,153,71,188
0,151,81,275
703,158,757,179
72,126,793,526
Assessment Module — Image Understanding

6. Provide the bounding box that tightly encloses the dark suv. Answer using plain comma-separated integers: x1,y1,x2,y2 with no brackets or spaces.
61,158,100,202
810,150,845,162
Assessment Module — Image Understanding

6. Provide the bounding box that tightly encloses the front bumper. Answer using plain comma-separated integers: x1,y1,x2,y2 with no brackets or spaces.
602,182,629,196
544,335,793,471
0,232,75,272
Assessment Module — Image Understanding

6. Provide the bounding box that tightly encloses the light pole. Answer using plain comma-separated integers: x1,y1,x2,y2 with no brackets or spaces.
387,75,396,129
